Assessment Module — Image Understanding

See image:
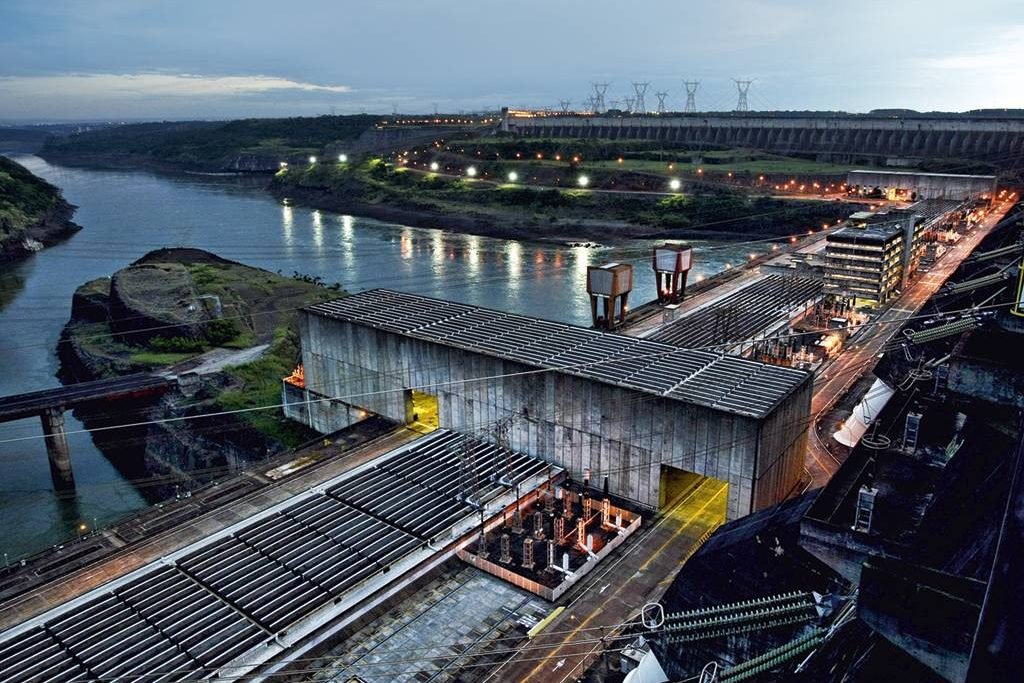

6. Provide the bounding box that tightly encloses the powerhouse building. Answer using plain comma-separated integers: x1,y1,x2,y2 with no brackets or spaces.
293,290,813,521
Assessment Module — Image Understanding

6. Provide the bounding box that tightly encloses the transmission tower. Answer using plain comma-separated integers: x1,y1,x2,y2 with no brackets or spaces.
559,99,571,114
632,82,649,113
683,80,700,113
585,95,597,112
733,79,754,112
655,91,668,114
624,97,635,113
591,82,609,112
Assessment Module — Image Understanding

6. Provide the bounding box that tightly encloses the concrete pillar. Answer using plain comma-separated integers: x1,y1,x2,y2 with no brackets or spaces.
41,408,75,493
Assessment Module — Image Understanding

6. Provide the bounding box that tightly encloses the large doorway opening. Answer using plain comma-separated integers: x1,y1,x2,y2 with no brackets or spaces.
658,465,728,528
405,389,439,433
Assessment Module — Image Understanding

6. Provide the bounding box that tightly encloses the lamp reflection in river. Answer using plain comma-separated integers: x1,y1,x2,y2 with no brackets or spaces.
312,210,324,249
281,205,294,245
337,215,355,270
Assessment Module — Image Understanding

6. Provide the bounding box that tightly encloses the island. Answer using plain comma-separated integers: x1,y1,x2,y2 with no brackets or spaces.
59,248,345,500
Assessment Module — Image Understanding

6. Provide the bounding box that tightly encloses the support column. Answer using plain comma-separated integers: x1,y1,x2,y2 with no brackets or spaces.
41,408,75,493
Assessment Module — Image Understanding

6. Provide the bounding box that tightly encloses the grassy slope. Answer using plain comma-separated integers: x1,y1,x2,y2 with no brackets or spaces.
0,156,61,240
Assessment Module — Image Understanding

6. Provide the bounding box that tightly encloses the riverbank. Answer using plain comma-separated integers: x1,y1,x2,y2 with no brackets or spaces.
270,158,856,245
0,155,81,261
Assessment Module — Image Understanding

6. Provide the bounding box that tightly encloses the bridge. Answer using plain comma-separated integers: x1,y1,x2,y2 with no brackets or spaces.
0,374,175,493
501,111,1024,166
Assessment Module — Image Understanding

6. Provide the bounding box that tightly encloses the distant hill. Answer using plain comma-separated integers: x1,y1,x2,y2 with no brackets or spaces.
41,115,380,172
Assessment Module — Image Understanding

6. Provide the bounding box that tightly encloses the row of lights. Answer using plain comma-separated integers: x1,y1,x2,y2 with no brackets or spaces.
429,161,683,192
279,153,350,168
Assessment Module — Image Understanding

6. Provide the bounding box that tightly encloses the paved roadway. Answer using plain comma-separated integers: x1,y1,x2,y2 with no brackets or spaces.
485,477,728,683
804,201,1015,486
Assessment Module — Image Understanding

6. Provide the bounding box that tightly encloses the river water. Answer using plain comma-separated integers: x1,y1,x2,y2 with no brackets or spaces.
0,153,767,561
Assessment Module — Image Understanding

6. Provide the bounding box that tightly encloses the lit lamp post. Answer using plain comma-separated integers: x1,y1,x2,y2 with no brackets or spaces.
578,175,590,188
308,155,317,164
507,171,519,182
466,166,478,178
669,178,681,192
338,153,348,163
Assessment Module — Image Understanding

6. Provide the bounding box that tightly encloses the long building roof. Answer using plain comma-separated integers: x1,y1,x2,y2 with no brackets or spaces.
306,289,811,420
0,430,553,680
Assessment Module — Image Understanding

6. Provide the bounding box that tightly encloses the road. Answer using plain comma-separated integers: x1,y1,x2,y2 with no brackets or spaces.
804,201,1014,486
485,477,728,683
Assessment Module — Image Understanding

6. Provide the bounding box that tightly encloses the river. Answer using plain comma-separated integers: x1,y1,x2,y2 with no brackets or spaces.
0,153,768,561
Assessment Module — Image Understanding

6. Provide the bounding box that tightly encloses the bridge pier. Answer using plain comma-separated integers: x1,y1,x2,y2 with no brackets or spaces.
41,408,75,493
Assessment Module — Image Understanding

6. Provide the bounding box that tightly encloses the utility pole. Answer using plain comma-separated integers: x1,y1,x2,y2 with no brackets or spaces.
632,82,649,113
559,99,571,114
733,79,754,112
655,91,669,114
683,80,700,113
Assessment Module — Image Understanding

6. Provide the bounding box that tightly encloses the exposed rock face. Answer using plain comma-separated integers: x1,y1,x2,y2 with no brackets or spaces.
109,262,210,344
0,201,81,262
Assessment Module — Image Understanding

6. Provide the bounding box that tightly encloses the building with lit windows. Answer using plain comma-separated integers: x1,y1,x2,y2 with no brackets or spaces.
823,224,906,305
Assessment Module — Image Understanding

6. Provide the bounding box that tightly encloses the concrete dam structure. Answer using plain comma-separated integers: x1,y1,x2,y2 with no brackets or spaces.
502,111,1024,165
295,290,813,521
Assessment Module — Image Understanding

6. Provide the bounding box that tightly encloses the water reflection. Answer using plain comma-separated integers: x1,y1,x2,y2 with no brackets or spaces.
311,210,324,250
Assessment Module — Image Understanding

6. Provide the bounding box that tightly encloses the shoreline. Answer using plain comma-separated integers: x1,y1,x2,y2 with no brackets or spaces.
38,151,811,245
0,200,82,263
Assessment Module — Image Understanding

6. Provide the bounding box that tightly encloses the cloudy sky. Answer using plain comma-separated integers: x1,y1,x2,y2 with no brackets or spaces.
1,0,1022,121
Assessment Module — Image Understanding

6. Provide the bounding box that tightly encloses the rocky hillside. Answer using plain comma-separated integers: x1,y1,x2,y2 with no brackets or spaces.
0,155,80,261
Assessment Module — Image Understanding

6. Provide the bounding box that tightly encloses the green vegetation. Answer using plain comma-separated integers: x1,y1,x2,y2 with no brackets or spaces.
216,325,314,448
42,115,379,170
0,156,61,240
275,157,854,238
128,350,195,366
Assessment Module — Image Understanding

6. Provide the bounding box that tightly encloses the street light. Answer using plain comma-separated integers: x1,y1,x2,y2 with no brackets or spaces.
669,178,682,192
508,171,519,182
308,156,317,164
430,161,440,172
338,154,348,163
466,166,477,177
578,175,590,188
279,161,288,169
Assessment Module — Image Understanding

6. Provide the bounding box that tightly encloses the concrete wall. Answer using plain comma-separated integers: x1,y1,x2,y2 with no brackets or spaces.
847,171,996,200
504,114,1024,165
299,312,811,520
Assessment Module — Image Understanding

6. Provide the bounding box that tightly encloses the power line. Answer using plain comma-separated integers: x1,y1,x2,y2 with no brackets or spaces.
0,300,1006,449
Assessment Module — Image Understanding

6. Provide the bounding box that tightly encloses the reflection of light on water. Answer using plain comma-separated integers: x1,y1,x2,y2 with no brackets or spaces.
400,227,413,259
338,215,355,270
505,241,522,294
432,230,444,267
281,205,294,244
312,210,323,249
466,235,481,277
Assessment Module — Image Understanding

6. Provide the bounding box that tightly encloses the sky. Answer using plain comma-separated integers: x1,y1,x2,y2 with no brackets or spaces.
1,0,1022,122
